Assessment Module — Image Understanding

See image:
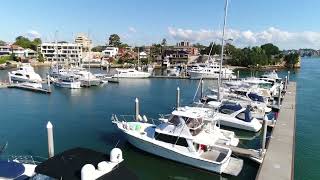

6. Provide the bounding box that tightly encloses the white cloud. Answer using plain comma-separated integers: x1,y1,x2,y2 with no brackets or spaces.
25,30,41,39
167,27,320,49
128,27,137,33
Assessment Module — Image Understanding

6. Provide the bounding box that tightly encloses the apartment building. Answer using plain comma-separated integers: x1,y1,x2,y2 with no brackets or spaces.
39,42,82,62
75,34,92,52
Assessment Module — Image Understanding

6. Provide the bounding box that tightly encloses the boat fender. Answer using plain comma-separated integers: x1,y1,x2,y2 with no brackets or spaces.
142,115,148,122
137,115,143,121
110,148,123,163
97,161,113,172
81,164,95,180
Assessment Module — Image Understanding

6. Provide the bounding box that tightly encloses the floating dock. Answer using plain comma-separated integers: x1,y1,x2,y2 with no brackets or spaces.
7,84,51,94
256,82,296,180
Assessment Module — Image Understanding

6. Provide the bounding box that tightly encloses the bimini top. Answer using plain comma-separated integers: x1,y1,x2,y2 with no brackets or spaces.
35,148,138,180
0,160,25,179
248,93,264,103
219,104,242,113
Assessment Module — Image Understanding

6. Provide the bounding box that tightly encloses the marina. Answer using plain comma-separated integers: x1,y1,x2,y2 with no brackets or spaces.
1,0,319,179
0,61,301,179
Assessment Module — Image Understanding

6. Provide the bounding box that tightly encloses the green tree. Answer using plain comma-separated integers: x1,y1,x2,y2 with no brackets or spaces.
14,36,32,49
161,38,167,46
92,45,106,52
284,53,299,67
37,53,45,62
261,43,280,58
108,34,121,47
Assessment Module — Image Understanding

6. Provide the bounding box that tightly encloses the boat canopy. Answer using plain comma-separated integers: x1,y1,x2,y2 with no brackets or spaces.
219,104,242,113
248,93,264,103
0,160,25,179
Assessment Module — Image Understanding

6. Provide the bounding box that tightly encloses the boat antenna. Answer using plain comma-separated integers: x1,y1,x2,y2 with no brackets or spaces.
217,0,229,101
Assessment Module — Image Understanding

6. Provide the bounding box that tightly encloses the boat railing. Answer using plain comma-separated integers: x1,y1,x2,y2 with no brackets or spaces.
112,114,159,125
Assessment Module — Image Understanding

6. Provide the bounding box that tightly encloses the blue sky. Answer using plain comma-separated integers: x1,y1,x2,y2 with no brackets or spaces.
1,0,320,49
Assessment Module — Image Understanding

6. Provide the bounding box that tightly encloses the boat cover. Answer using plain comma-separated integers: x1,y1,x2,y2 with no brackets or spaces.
0,160,25,178
35,147,138,180
219,104,242,112
248,93,264,103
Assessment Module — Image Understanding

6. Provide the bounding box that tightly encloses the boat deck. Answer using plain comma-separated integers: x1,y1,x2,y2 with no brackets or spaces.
200,150,227,162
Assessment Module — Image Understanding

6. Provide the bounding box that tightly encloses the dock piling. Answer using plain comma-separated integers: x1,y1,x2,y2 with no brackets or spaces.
46,121,54,158
47,75,51,92
135,98,139,121
261,116,268,155
287,71,290,83
8,73,12,85
176,87,180,109
278,86,281,106
237,71,240,79
200,80,204,99
284,76,287,91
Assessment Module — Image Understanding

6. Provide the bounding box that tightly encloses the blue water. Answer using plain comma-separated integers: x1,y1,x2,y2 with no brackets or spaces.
0,59,312,179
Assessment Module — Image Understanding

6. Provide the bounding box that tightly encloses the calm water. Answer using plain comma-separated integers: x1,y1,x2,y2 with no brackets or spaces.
0,59,314,180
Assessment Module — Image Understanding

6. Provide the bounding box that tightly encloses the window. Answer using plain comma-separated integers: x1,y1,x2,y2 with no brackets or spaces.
154,132,188,147
168,115,181,126
220,108,235,115
236,112,245,121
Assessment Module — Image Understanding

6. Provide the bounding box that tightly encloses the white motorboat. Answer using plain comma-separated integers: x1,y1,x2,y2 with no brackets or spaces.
8,63,42,83
167,66,180,76
112,115,243,176
260,70,282,83
53,75,81,89
213,104,262,132
189,63,236,79
73,70,101,87
113,68,151,78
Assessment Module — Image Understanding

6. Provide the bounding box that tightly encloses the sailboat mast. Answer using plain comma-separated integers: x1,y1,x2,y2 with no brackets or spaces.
217,0,229,101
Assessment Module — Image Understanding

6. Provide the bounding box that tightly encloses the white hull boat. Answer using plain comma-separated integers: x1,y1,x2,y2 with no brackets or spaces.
113,68,151,78
8,63,42,83
112,120,242,175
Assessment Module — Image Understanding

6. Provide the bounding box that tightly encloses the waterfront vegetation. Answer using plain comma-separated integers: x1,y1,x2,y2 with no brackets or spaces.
13,36,42,51
0,55,10,64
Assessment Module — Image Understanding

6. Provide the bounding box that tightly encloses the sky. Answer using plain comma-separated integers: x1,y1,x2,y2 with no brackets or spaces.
1,0,320,49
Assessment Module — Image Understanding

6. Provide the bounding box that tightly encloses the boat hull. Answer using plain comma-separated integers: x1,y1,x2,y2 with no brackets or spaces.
53,82,81,89
122,130,229,174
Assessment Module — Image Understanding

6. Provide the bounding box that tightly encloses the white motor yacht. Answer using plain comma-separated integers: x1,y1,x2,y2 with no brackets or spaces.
53,75,81,89
73,70,101,87
8,63,42,83
112,115,243,176
113,68,151,78
189,63,236,79
167,67,180,76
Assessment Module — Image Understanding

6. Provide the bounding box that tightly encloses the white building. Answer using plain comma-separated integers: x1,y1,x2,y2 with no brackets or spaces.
75,34,92,52
139,51,148,59
39,42,82,62
102,47,118,58
0,45,11,56
11,45,25,58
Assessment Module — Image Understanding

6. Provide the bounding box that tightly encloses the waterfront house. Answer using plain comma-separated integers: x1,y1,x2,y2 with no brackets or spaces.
102,47,118,58
11,45,25,58
0,45,11,56
139,51,148,59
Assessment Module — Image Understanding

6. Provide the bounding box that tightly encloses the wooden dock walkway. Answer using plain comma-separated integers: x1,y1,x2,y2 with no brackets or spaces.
7,84,51,94
256,82,296,180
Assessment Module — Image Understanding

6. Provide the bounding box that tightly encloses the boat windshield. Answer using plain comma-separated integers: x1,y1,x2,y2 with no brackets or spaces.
168,115,182,126
236,109,253,122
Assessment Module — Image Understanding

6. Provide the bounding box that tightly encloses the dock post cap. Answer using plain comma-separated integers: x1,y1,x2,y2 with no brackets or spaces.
135,98,139,102
47,121,53,128
177,87,180,90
